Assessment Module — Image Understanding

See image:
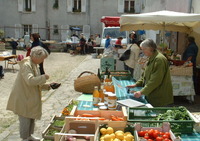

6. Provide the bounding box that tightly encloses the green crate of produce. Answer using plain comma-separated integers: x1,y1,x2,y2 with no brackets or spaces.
128,106,195,133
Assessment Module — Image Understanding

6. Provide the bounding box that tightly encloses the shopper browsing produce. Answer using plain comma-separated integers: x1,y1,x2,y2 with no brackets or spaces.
127,39,174,107
6,46,59,141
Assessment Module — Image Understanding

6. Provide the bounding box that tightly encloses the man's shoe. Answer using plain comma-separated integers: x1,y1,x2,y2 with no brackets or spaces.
27,135,41,141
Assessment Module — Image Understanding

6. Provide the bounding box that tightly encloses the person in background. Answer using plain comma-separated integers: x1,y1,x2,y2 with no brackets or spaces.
115,37,123,48
7,47,52,141
71,34,79,44
124,42,141,76
182,36,199,92
24,32,30,50
87,35,95,53
10,38,18,55
79,33,87,55
27,33,50,74
129,32,137,44
70,34,79,55
105,35,111,49
127,39,173,107
95,34,101,47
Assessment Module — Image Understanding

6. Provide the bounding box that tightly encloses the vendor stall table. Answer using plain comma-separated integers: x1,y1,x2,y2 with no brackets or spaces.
0,55,17,68
93,47,104,55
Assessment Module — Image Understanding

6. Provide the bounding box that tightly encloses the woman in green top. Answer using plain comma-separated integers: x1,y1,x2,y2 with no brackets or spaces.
127,39,173,107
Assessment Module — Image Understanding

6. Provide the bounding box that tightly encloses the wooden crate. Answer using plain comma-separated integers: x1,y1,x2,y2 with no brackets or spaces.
42,115,65,140
95,122,135,141
54,117,99,141
70,106,127,125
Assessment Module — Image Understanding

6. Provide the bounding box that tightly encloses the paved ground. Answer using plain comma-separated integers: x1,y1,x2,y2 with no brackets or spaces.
0,50,99,141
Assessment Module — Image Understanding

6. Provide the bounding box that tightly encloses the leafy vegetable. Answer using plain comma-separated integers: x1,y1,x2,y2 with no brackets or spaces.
53,120,65,127
155,106,190,121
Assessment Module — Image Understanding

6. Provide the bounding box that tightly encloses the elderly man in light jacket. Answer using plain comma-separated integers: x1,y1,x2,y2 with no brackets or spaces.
7,46,52,141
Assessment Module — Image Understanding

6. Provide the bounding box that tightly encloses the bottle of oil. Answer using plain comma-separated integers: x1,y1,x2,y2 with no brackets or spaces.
99,85,104,102
93,86,99,106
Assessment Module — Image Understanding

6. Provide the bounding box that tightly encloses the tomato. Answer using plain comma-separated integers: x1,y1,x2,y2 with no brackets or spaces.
164,132,170,136
138,131,146,137
147,139,154,141
144,135,150,139
160,132,165,135
147,129,155,138
163,139,172,141
156,136,163,141
163,134,170,139
153,131,161,139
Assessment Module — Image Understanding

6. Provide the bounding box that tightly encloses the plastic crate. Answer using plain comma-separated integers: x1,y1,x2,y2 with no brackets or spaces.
128,107,195,133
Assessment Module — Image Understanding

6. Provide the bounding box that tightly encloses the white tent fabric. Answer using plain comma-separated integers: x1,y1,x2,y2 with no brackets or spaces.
120,10,200,34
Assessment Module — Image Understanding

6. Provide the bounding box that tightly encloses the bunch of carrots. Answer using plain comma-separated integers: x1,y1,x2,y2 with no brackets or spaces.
75,114,124,121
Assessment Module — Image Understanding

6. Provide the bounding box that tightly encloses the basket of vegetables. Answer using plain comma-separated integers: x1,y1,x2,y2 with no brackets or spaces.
128,106,195,133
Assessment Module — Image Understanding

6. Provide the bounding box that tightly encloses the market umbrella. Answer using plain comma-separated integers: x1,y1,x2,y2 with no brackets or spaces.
120,10,200,35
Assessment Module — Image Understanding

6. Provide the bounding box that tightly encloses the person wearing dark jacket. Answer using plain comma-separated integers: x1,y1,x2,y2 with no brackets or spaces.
10,38,18,55
27,33,50,74
79,33,87,54
182,36,199,92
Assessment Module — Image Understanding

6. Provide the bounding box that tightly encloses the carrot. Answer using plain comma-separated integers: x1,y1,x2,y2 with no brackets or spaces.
98,118,106,120
81,113,95,117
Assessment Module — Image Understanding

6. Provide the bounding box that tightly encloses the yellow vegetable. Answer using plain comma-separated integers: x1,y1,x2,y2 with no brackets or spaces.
124,134,134,141
124,132,132,136
115,130,124,135
116,133,124,140
104,134,112,141
106,127,114,134
110,133,115,139
100,128,107,135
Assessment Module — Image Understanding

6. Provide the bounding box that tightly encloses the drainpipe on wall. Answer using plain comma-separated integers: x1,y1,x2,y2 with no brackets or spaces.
45,0,50,40
189,0,193,13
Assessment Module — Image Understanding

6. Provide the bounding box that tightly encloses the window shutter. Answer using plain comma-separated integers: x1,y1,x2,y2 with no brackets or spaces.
18,0,23,12
118,0,124,13
32,24,38,33
67,0,72,12
83,25,90,40
134,0,141,13
32,0,36,12
61,25,70,41
15,24,21,39
81,0,86,13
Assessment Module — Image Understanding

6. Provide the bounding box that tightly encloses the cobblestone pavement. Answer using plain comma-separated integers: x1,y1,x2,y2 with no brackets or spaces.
0,50,99,141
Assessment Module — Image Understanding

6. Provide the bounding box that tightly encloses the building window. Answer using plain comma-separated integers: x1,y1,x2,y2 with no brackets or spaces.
25,0,32,12
23,25,32,35
53,0,59,9
53,25,59,34
73,0,81,12
124,0,135,13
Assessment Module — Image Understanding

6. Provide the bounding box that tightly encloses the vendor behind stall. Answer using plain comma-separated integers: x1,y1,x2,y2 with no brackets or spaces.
182,36,198,90
127,39,173,107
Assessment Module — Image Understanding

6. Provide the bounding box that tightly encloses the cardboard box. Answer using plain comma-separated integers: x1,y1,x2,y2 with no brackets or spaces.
134,122,181,141
54,116,99,141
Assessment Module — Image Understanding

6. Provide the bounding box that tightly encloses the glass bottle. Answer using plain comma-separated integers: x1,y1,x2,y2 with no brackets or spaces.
97,68,101,81
93,86,99,106
99,85,104,102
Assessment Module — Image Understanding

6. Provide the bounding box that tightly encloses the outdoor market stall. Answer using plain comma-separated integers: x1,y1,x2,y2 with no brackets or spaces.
119,10,200,102
41,68,200,141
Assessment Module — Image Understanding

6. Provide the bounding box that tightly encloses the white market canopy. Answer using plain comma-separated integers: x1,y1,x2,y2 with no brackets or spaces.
120,10,200,35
